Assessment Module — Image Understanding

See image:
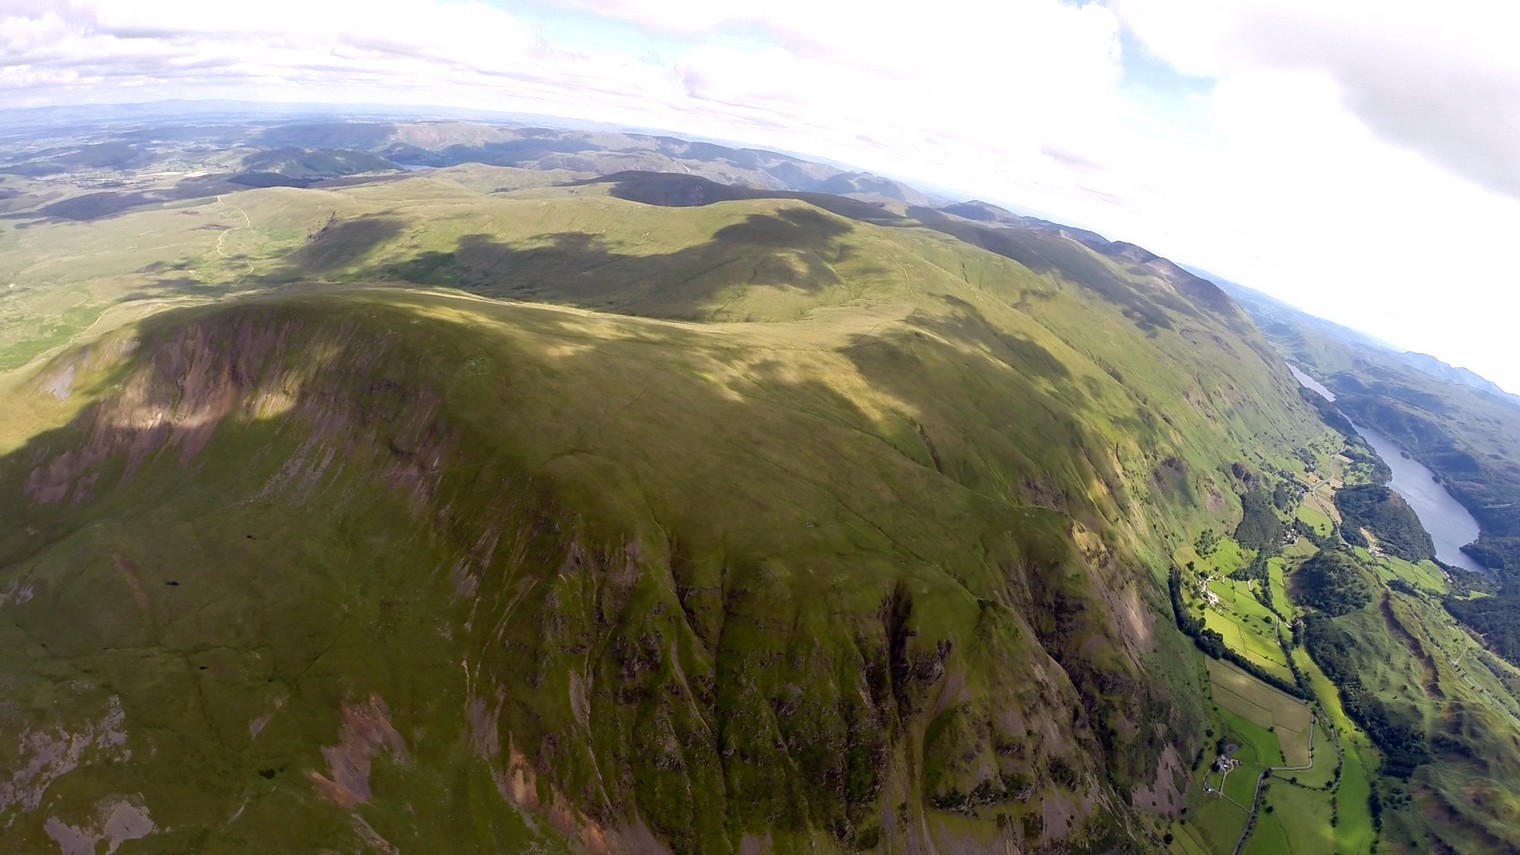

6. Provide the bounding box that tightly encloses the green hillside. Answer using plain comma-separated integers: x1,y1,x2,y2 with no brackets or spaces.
239,147,401,180
5,118,1520,853
0,161,1339,853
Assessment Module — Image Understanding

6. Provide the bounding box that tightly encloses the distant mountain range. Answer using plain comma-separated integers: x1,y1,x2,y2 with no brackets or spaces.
1194,268,1518,406
10,99,1510,399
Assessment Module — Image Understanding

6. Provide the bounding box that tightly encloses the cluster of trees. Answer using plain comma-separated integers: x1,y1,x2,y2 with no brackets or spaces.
1227,551,1290,620
1234,487,1285,553
1298,387,1355,436
1444,595,1520,667
1462,536,1520,574
1334,485,1436,562
1229,551,1269,585
1302,615,1430,778
1279,628,1312,695
1272,480,1301,512
1342,437,1394,485
1292,550,1375,616
1197,528,1219,556
1168,568,1311,700
1444,563,1499,598
1292,516,1335,549
1387,578,1429,598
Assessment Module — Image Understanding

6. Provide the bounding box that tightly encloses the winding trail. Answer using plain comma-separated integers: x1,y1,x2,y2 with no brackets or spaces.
1231,716,1324,855
215,196,256,286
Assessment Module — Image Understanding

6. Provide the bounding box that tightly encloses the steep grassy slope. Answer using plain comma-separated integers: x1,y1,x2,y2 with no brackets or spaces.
0,174,1329,852
1298,578,1520,853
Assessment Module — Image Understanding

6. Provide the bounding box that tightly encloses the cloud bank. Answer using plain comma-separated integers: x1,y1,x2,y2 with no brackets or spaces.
1116,0,1520,201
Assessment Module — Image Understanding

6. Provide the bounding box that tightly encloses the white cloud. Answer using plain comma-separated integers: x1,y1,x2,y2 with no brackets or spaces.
1113,0,1520,200
1100,0,1520,391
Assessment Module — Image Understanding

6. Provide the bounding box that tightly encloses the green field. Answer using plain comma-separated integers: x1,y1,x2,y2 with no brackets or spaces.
1268,557,1293,618
1171,824,1214,855
1295,649,1375,852
1280,536,1319,560
1295,501,1333,537
1188,797,1250,855
1202,580,1294,681
1218,708,1284,768
1373,554,1448,595
1243,804,1288,855
1208,659,1313,767
1261,783,1336,854
1278,721,1338,790
1181,535,1252,578
1222,760,1262,806
1334,745,1376,853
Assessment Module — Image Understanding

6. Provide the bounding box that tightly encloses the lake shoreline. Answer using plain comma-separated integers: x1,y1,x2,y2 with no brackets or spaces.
1288,363,1488,574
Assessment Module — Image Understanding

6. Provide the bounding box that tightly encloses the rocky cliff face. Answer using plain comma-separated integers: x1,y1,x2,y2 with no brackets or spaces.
0,300,1180,851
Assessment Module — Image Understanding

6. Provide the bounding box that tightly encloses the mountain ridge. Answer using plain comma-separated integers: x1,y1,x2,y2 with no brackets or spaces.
1,112,1519,853
1200,268,1517,404
0,156,1327,852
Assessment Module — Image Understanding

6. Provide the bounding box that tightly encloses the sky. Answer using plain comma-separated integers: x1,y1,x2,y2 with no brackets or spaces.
3,0,1519,391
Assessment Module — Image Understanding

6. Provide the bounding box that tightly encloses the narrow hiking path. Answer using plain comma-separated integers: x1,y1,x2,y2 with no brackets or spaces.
215,197,256,286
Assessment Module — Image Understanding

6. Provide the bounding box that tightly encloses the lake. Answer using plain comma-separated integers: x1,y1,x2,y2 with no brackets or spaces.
1288,364,1486,572
1287,363,1335,402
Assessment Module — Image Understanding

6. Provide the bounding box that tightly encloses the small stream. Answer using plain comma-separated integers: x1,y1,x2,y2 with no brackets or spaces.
1288,364,1486,572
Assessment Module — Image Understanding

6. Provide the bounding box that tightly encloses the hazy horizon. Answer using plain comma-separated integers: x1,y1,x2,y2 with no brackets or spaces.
4,1,1517,391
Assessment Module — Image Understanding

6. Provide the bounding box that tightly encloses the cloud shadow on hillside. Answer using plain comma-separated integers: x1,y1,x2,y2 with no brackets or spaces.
356,208,858,320
26,172,407,223
559,173,1192,338
919,295,1074,389
34,175,245,222
904,207,1197,337
580,171,906,226
280,216,408,276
